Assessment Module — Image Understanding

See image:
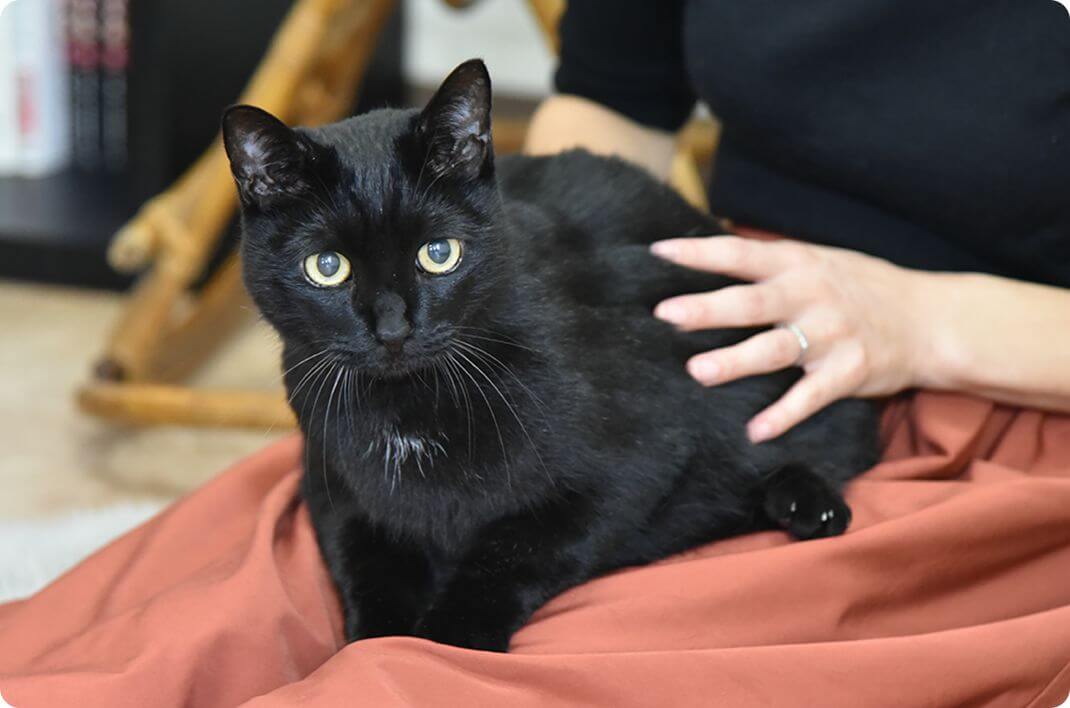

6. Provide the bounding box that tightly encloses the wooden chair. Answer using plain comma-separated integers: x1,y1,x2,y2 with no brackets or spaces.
77,0,719,430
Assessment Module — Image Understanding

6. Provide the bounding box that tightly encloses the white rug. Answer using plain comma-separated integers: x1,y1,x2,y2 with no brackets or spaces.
0,503,164,603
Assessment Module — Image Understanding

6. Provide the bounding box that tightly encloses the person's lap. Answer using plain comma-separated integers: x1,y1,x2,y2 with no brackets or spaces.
2,391,1069,707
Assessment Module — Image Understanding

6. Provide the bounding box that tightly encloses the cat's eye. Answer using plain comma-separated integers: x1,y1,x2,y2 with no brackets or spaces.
416,238,463,275
303,251,351,287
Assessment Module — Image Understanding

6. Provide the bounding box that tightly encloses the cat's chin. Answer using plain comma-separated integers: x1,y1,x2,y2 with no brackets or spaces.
372,364,431,380
357,353,444,381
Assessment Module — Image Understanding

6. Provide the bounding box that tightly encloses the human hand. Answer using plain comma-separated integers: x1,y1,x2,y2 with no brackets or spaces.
650,236,930,442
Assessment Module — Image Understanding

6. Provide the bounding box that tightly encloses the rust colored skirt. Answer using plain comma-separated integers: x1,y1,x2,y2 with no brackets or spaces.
2,391,1069,707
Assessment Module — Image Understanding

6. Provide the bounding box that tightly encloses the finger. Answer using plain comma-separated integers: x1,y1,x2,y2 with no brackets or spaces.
687,327,804,385
650,235,805,281
747,363,854,443
654,282,791,330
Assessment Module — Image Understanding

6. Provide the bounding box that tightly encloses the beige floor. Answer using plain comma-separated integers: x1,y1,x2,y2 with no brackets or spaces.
0,280,287,520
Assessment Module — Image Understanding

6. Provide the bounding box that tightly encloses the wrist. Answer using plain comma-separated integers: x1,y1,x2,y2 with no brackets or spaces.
891,267,1070,411
910,270,983,391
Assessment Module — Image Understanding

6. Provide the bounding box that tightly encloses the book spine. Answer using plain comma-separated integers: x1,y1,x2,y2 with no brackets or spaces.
99,0,126,171
14,0,71,176
68,0,100,170
0,5,19,174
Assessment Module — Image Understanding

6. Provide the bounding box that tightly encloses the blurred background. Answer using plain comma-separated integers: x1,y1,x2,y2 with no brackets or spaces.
0,0,555,600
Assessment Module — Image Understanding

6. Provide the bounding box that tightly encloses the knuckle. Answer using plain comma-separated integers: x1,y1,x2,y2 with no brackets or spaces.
783,241,820,270
721,237,750,269
684,239,706,261
714,352,737,379
671,303,692,323
741,289,767,321
846,342,868,369
838,344,869,384
771,331,798,365
693,296,717,324
671,240,696,263
673,297,709,329
850,346,871,379
811,267,838,297
795,382,824,412
781,241,811,262
824,312,851,340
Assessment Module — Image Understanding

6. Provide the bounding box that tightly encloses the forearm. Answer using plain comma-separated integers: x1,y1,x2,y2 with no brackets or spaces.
523,94,677,180
918,271,1070,411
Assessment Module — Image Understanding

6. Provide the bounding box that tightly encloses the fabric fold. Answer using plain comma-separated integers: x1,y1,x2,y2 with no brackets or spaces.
2,392,1068,707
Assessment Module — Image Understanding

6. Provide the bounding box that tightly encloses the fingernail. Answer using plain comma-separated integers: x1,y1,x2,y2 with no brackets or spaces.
688,358,719,383
653,301,686,324
650,241,678,258
748,419,773,443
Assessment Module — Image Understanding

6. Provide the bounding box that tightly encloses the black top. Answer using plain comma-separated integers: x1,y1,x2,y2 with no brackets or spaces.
555,0,1070,287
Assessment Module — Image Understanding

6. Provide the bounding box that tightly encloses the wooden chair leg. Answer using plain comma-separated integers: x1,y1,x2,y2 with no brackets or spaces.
526,0,565,51
78,383,295,430
94,263,190,381
151,255,252,383
670,151,711,213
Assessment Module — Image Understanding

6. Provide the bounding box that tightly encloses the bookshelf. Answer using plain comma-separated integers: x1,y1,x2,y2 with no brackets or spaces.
0,169,138,289
0,0,404,291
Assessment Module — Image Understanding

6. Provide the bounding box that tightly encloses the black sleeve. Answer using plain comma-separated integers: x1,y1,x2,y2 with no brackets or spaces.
554,0,696,132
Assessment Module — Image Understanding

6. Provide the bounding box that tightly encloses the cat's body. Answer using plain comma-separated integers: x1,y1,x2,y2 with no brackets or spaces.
223,61,879,652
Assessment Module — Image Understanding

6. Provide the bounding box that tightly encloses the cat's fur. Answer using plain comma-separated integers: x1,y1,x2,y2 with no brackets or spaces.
222,60,879,652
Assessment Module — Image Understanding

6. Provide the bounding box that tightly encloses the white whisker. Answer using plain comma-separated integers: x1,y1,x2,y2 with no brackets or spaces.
449,346,510,488
321,366,345,509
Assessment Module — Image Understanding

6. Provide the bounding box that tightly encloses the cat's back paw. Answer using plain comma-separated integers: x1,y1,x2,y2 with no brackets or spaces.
761,464,852,540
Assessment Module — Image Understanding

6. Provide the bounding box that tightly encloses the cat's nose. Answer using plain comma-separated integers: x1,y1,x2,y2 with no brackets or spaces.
376,321,411,352
372,292,411,352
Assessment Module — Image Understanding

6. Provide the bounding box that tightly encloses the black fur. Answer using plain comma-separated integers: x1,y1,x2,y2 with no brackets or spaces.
223,60,880,652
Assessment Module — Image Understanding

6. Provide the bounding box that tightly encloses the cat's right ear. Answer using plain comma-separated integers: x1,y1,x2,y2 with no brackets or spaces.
221,105,310,209
417,59,494,182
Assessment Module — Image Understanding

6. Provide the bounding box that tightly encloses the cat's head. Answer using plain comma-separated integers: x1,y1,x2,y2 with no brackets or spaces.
222,59,512,378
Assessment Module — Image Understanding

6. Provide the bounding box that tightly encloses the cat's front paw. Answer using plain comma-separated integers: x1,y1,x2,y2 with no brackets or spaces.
416,607,512,652
762,465,851,540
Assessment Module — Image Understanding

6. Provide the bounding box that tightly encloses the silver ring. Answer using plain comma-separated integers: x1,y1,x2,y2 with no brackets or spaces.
782,323,809,365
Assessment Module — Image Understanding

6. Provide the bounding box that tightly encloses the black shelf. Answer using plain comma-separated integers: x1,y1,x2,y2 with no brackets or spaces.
0,169,138,290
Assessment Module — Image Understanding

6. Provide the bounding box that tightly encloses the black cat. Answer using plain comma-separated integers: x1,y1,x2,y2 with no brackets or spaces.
222,59,879,652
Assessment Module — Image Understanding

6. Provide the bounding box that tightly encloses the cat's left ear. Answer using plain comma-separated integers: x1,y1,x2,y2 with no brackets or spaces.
221,105,312,209
418,59,493,181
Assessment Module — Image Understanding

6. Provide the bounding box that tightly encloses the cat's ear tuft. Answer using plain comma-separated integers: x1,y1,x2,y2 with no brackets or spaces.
418,59,493,181
221,105,310,208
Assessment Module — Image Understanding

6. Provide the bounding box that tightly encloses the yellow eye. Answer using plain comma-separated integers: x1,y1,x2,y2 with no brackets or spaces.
303,251,351,287
416,238,463,275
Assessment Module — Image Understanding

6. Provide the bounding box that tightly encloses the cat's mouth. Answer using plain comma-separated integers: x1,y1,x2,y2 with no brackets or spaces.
373,357,433,379
343,346,451,381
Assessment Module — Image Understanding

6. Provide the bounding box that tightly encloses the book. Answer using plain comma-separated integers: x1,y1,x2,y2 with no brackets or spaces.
99,0,126,171
0,2,18,174
13,0,70,176
68,0,100,170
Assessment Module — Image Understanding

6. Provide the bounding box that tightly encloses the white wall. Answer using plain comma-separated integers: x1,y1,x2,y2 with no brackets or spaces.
403,0,555,97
